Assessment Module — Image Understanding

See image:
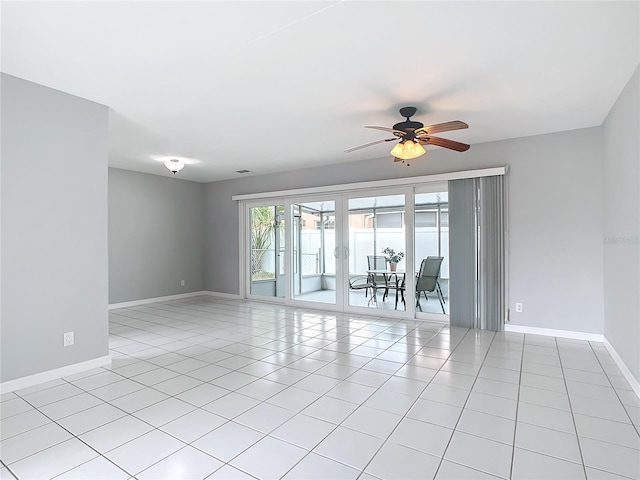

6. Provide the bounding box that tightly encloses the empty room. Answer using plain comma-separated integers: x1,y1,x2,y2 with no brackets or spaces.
1,1,639,479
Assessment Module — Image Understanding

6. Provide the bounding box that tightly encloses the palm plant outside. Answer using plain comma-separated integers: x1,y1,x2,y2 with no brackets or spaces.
251,206,277,280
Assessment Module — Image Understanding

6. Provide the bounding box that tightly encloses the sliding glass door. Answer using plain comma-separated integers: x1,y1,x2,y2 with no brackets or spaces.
248,204,285,299
414,188,449,317
345,191,411,314
290,199,338,306
244,185,453,320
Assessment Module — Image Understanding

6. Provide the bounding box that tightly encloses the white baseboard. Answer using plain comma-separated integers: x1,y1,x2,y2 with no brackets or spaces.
603,337,640,398
504,324,639,398
504,324,604,342
0,355,112,394
108,290,211,310
203,291,242,300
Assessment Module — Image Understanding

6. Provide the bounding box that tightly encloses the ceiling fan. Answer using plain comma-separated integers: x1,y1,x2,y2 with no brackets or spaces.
345,106,470,165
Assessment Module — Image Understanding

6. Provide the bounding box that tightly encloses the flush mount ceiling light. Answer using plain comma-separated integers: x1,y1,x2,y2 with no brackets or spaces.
164,158,185,174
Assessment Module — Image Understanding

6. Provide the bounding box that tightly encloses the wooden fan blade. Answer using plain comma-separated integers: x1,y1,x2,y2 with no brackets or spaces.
415,120,468,136
419,136,470,152
365,126,406,136
344,137,397,153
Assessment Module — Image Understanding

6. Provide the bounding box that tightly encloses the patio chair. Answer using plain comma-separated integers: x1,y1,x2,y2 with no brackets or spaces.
349,275,377,306
415,256,446,313
367,255,390,300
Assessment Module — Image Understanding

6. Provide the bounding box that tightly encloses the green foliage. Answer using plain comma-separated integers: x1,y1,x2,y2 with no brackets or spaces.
382,247,404,264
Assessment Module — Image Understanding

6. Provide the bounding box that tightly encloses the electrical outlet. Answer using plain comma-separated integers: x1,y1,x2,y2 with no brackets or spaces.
180,280,185,287
63,332,75,347
515,303,523,313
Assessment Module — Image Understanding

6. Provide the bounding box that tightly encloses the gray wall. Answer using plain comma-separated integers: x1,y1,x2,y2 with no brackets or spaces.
109,168,205,303
205,126,605,334
602,65,639,381
1,74,109,382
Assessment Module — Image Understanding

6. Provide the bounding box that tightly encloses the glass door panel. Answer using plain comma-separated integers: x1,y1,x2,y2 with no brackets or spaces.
415,191,449,315
291,200,336,305
249,204,285,298
347,194,406,311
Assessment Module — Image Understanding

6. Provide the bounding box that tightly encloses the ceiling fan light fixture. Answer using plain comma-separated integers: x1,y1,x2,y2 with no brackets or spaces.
390,142,405,158
164,158,185,174
390,140,426,160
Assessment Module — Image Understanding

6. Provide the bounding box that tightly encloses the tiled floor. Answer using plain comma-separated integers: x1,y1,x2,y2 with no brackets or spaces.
1,296,639,479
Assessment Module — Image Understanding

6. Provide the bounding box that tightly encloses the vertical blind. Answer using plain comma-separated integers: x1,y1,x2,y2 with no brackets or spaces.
449,175,506,331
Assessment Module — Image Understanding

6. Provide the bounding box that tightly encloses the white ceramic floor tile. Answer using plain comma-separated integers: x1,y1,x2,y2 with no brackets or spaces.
465,390,518,420
53,456,130,479
212,372,259,391
420,383,469,407
389,417,453,457
4,298,634,480
90,379,146,402
519,385,571,411
270,413,337,450
379,375,429,397
580,436,640,479
341,405,403,439
160,408,227,443
133,397,196,427
234,402,296,434
343,370,391,389
0,422,72,464
444,431,512,479
20,383,85,408
192,421,263,462
516,401,577,434
69,371,124,391
202,392,261,419
584,466,635,479
511,447,585,479
406,398,463,429
435,460,502,479
78,415,154,453
206,464,255,479
105,429,186,475
456,409,515,444
365,441,441,480
110,387,169,413
57,402,126,435
326,381,376,404
302,395,359,424
362,389,417,416
282,452,359,479
174,382,228,407
187,364,233,382
0,409,51,440
130,367,181,386
0,398,35,421
294,374,342,395
267,386,322,412
515,422,582,463
574,413,640,449
478,365,521,384
570,394,631,423
313,426,384,470
137,445,223,480
236,378,288,401
230,436,307,479
8,438,98,479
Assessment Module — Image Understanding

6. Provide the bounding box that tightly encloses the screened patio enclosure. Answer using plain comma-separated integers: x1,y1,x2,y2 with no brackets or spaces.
247,190,450,315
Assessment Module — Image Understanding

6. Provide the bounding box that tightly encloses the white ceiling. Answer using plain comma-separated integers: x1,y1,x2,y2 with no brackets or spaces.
2,1,638,183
